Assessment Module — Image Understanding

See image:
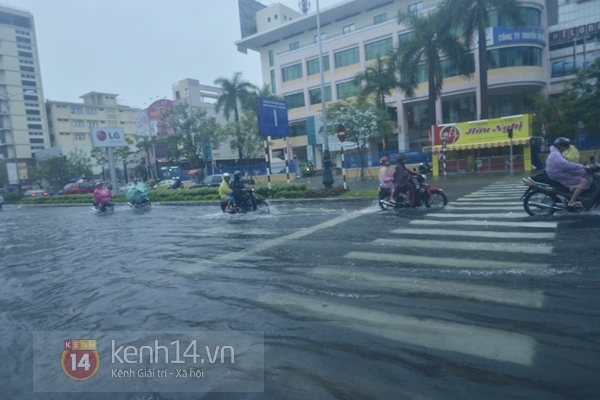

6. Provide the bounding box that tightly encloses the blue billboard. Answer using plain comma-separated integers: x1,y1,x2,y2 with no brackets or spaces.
257,98,290,138
490,26,546,46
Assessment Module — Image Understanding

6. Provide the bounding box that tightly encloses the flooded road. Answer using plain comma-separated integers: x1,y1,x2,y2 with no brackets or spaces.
1,178,600,399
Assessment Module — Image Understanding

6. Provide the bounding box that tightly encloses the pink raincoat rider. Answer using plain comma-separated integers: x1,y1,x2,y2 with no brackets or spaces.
93,184,112,207
378,157,394,191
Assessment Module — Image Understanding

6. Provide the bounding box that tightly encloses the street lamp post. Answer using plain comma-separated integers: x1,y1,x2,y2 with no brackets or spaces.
316,0,334,188
1,90,35,189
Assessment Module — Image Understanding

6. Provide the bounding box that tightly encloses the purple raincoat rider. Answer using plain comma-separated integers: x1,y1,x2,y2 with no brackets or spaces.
546,137,592,208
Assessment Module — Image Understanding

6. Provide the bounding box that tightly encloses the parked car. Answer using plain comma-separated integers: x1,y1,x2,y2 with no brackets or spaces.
58,182,96,195
190,174,223,188
23,189,49,197
152,179,175,190
118,181,149,193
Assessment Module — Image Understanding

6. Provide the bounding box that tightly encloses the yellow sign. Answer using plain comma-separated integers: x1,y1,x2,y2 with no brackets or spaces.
433,114,531,147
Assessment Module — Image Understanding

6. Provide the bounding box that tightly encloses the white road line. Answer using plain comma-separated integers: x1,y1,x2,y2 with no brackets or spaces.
457,197,522,201
308,268,544,307
190,228,278,236
391,228,556,239
259,292,536,365
426,213,525,219
471,190,525,194
410,220,557,228
449,206,523,211
373,238,552,254
454,201,522,205
345,251,549,270
462,194,522,198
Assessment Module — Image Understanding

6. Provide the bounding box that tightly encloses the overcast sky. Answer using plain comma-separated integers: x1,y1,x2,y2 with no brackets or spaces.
3,0,340,109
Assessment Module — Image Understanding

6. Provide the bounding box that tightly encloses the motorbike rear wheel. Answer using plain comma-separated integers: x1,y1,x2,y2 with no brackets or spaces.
523,190,559,216
139,199,151,211
378,191,392,210
425,190,448,209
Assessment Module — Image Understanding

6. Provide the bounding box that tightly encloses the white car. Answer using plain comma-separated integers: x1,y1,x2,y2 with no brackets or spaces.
118,181,149,193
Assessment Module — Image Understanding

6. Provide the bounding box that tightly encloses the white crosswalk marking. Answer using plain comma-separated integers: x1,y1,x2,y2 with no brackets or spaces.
308,268,544,307
258,292,536,366
344,251,549,271
426,212,525,219
373,238,553,254
454,201,522,205
449,206,523,210
410,219,557,228
391,228,556,239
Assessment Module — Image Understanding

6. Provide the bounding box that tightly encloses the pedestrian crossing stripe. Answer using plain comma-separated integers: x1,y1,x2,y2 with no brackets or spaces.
391,228,555,239
373,238,552,254
410,220,557,228
425,213,525,219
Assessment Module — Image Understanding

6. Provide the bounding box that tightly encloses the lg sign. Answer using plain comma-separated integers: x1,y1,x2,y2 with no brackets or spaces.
91,127,126,148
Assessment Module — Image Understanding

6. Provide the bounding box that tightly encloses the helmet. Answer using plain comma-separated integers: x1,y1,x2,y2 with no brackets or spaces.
396,155,406,163
554,137,570,147
223,172,230,179
95,182,102,187
234,170,242,178
380,156,389,164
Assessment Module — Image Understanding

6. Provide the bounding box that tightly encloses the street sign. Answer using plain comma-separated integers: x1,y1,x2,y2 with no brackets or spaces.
91,127,126,148
336,124,346,143
257,98,290,138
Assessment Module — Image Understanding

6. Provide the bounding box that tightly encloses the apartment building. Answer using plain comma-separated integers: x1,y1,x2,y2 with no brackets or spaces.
0,5,50,168
43,92,139,174
236,0,549,168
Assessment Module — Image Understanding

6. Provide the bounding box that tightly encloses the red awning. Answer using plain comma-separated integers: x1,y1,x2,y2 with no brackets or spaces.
185,169,202,176
432,139,530,154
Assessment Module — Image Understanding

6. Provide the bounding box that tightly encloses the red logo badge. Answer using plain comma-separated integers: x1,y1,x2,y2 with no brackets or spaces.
96,130,107,142
439,126,461,144
61,340,100,380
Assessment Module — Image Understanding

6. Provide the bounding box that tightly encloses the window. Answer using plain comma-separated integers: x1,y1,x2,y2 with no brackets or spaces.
29,138,44,144
25,109,40,115
488,46,542,69
365,37,393,60
19,59,33,65
15,29,30,36
399,32,415,46
17,51,32,58
290,121,307,138
26,117,41,121
30,146,45,150
334,47,360,68
374,13,388,25
27,124,42,129
268,50,274,67
282,63,303,82
28,131,43,136
487,7,541,27
268,17,271,22
71,106,83,114
16,36,30,43
343,24,355,34
59,132,71,135
307,56,330,75
284,92,305,109
289,41,299,51
442,53,475,78
72,120,84,127
86,107,97,115
24,102,39,107
74,133,86,140
270,70,277,93
274,14,278,20
20,66,34,72
309,86,332,105
21,80,36,86
21,73,35,79
408,2,423,15
88,121,98,128
314,33,326,43
337,81,361,99
17,44,32,50
57,118,69,122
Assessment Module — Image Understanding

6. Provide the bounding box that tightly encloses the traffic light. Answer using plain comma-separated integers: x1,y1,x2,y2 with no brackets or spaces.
508,128,513,139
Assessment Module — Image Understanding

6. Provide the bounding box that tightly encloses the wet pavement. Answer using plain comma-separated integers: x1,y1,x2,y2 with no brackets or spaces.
1,172,599,399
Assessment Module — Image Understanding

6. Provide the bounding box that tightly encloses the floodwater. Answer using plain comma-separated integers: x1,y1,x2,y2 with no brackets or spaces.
1,190,600,399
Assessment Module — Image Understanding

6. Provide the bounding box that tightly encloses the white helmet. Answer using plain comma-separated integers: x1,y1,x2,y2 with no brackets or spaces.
223,172,230,178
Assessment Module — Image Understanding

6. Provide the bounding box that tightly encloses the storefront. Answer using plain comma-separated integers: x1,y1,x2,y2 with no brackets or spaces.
431,114,532,176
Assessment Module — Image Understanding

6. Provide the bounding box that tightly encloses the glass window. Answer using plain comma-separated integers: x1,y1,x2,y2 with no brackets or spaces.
289,41,299,51
307,55,330,75
86,107,97,115
290,121,307,138
334,47,359,68
282,63,303,82
374,13,387,25
408,2,423,15
487,7,541,27
365,37,393,60
314,33,326,43
337,81,361,99
343,24,355,34
309,86,332,105
71,106,83,114
442,53,475,78
284,92,305,109
442,96,477,123
488,47,542,69
268,50,274,67
399,31,415,46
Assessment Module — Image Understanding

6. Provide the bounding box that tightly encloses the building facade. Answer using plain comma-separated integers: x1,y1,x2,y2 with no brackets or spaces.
43,92,139,174
0,5,50,169
236,0,550,169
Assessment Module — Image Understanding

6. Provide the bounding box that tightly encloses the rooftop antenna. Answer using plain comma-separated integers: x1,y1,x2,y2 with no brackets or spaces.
299,0,311,14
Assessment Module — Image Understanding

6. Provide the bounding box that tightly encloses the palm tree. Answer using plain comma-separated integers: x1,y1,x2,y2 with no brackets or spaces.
243,83,282,112
392,7,471,128
214,72,257,160
353,56,397,111
448,0,524,119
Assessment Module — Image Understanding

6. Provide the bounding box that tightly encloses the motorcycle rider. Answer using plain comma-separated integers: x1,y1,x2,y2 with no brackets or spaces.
378,157,395,202
93,182,112,210
170,176,182,190
546,137,592,208
126,177,148,206
393,156,419,205
230,170,248,207
219,172,236,211
561,138,580,163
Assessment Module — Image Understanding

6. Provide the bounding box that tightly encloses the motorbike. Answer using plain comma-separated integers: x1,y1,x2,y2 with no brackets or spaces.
221,187,269,214
377,174,448,210
92,187,114,213
126,185,151,211
417,162,432,175
521,156,600,216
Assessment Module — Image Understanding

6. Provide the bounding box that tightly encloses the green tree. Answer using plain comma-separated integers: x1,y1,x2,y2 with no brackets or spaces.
448,0,524,119
214,72,257,160
243,83,282,112
353,56,397,111
33,155,71,187
325,97,393,180
392,7,472,128
562,57,600,140
66,149,94,179
133,134,158,180
0,159,8,188
527,93,576,139
217,108,265,177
